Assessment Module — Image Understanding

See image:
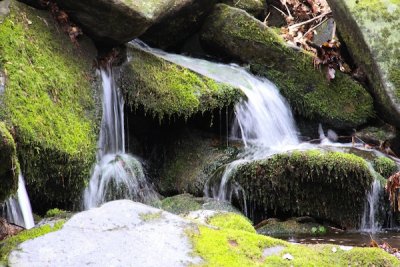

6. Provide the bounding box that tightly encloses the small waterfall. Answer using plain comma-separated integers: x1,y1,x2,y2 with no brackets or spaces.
130,41,299,213
1,174,35,229
360,179,383,233
84,67,158,209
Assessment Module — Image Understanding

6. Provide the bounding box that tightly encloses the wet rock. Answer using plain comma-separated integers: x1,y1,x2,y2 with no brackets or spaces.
0,217,23,241
220,0,265,17
326,0,400,127
355,126,396,147
312,18,336,46
256,218,325,236
200,4,374,129
0,122,18,202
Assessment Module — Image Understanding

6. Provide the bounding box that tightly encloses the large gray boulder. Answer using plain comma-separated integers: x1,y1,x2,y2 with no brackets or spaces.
326,0,400,127
8,200,202,267
55,0,216,46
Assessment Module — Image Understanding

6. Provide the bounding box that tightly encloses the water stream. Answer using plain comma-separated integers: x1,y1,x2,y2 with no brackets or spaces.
83,67,158,209
1,174,35,229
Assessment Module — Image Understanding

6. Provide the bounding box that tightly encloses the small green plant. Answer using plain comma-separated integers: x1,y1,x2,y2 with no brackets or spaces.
45,208,67,218
139,211,163,222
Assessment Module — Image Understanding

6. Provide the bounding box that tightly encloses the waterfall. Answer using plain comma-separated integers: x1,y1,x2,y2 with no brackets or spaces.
130,40,299,212
360,179,383,233
83,68,158,209
1,174,35,229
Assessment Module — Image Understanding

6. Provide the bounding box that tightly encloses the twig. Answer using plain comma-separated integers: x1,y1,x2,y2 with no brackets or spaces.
288,11,332,30
263,12,271,25
304,17,328,37
331,21,336,40
271,5,288,17
281,0,293,18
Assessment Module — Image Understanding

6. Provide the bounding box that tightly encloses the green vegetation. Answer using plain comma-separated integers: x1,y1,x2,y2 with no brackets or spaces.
0,220,65,264
0,121,19,201
139,211,163,221
119,46,242,121
44,208,70,218
229,150,373,227
208,212,255,233
201,4,374,128
373,157,398,178
188,213,398,266
257,218,325,236
161,194,202,215
0,1,99,211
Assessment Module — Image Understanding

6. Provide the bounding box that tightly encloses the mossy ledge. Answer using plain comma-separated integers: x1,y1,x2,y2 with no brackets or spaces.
200,4,374,129
188,212,398,266
118,45,242,121
0,1,100,212
230,150,374,228
0,121,19,201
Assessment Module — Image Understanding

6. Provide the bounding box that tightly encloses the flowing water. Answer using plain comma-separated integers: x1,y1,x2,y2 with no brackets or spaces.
83,68,158,209
360,179,383,233
1,174,34,229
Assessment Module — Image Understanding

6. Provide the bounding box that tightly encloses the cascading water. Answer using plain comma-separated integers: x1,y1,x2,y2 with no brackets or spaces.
83,67,159,209
360,178,383,233
1,174,35,229
130,40,299,212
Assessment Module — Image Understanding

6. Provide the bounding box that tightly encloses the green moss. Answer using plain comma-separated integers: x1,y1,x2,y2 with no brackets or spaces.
0,220,65,264
44,208,69,218
139,211,163,221
208,212,256,233
0,121,19,201
230,150,373,227
119,46,242,121
201,4,374,128
257,218,324,236
161,194,202,215
0,1,99,211
188,224,398,266
373,157,398,178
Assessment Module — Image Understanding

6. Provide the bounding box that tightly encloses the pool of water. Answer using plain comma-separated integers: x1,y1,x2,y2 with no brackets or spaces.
275,230,400,248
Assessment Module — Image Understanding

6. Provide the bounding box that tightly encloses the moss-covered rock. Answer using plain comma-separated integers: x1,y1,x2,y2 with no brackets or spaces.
326,0,400,128
119,45,241,122
0,122,18,201
373,156,398,179
200,4,374,129
355,125,396,146
228,150,374,228
256,218,326,236
220,0,265,17
189,212,398,266
0,1,100,212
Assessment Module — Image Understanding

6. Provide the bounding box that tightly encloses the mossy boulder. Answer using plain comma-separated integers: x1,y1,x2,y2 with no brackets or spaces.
373,156,398,179
118,45,241,121
228,150,374,228
326,0,400,128
0,1,100,212
200,4,374,129
220,0,265,17
256,218,326,236
0,122,18,202
140,0,217,49
355,125,396,146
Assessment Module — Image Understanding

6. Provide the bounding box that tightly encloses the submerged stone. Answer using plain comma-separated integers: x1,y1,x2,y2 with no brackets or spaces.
0,122,18,202
0,1,100,212
229,150,374,228
118,44,241,121
327,0,400,128
200,4,374,129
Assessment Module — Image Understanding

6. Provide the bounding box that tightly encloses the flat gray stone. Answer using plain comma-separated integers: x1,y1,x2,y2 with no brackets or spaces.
8,200,202,267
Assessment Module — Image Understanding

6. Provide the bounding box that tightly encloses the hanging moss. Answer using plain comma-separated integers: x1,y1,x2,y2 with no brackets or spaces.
200,4,374,129
118,46,242,121
230,150,374,228
0,1,100,212
0,121,19,201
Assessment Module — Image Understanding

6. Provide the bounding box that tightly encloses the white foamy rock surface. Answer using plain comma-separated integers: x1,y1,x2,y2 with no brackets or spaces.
8,200,202,267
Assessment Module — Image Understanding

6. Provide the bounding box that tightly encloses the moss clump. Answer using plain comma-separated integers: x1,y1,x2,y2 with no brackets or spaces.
161,194,202,215
44,208,69,218
208,212,256,233
0,1,99,211
0,220,65,264
373,157,398,178
139,211,163,222
256,218,324,236
220,0,265,17
200,4,374,129
188,213,398,266
0,121,19,201
230,150,373,228
326,0,400,127
119,45,242,121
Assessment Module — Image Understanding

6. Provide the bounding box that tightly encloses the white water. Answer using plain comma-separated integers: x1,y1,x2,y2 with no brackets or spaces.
2,174,34,229
84,68,158,209
360,179,383,233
